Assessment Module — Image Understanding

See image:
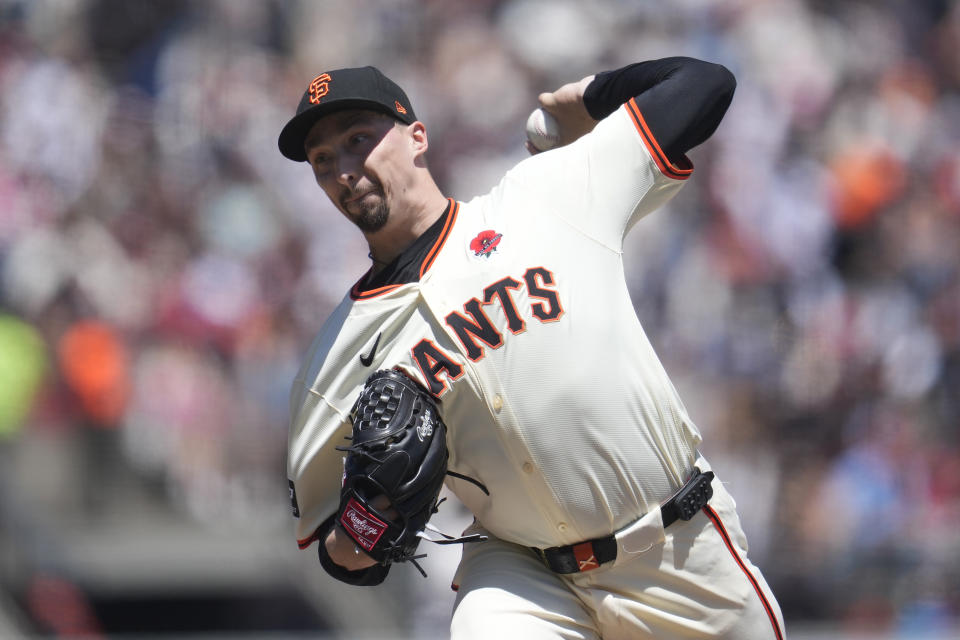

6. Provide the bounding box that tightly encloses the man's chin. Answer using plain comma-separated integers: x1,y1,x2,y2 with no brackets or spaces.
351,202,389,233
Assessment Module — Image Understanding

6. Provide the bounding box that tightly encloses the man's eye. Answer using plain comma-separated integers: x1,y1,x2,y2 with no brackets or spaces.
350,133,369,145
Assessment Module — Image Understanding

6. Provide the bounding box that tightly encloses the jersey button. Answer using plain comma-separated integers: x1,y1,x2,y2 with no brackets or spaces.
557,522,568,533
521,461,534,474
492,394,503,412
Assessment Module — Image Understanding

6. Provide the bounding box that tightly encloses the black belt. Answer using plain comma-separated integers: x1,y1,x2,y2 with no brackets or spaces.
533,468,715,574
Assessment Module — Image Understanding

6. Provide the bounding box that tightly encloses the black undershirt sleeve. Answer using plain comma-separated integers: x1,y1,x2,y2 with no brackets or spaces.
582,57,736,164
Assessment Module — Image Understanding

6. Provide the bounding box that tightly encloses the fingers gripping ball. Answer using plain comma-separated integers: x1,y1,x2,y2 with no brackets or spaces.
526,107,561,152
337,369,448,568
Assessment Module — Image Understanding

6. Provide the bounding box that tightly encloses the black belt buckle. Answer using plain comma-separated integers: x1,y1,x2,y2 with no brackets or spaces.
673,470,714,521
536,536,618,574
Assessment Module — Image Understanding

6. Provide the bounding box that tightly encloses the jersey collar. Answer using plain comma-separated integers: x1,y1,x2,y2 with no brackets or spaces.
350,198,459,300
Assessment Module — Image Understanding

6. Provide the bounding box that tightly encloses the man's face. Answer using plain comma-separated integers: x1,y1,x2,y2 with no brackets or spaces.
303,110,410,233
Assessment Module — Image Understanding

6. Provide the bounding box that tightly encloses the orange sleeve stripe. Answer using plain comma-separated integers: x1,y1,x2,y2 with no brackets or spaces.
297,531,322,549
625,98,693,181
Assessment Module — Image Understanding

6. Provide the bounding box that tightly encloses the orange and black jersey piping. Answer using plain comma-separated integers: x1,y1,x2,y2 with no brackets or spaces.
351,199,457,299
583,56,736,166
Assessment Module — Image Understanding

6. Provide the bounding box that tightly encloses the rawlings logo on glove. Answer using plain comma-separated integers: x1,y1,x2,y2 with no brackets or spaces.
416,409,435,441
340,497,388,551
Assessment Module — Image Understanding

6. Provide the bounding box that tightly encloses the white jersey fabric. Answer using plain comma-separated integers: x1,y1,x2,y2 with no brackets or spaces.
288,99,702,551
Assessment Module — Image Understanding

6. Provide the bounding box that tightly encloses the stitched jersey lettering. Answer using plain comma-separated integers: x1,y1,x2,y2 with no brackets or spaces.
524,267,564,322
483,277,526,334
411,339,464,396
445,298,504,361
412,266,565,397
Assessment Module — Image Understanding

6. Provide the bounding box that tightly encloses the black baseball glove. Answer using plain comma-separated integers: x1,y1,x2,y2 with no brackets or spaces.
335,369,449,573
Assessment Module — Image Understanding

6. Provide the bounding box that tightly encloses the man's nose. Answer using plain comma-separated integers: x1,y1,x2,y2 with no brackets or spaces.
335,155,360,186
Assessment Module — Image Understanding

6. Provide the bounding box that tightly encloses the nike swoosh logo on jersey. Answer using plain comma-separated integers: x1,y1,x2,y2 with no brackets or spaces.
359,332,382,367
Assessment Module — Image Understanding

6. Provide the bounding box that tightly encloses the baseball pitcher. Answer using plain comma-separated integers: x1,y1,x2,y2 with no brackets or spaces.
280,59,784,639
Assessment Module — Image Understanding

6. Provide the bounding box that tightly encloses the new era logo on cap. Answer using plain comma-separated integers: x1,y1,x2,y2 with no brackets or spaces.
278,66,417,162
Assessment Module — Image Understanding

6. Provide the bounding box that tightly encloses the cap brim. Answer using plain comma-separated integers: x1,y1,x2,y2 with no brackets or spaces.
278,99,412,162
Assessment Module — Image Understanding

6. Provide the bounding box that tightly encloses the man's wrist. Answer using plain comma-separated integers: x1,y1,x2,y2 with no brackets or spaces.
318,523,391,586
325,523,378,571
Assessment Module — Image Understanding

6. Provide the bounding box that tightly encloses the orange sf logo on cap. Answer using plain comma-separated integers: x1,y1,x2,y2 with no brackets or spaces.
308,73,332,104
394,101,407,115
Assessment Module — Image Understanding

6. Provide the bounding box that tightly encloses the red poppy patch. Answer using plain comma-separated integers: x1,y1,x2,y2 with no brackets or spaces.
470,230,502,257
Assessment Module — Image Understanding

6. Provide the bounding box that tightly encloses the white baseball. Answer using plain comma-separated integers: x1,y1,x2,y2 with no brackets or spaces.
525,108,561,151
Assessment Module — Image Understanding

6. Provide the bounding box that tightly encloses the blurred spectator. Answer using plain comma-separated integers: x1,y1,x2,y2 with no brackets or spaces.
57,320,129,428
0,314,46,438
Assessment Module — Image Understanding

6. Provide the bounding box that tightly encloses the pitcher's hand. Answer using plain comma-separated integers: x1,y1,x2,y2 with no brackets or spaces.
325,495,397,571
528,74,597,153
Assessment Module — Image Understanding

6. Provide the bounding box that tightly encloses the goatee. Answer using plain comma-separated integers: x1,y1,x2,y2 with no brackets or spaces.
355,199,389,233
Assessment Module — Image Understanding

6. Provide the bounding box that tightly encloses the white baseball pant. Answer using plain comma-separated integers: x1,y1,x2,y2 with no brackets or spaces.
449,458,784,639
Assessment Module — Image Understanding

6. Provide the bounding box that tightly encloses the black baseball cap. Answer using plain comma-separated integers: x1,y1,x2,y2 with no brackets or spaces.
277,66,417,162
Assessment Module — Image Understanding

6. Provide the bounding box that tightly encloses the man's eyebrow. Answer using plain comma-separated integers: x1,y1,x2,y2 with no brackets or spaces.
304,112,383,149
341,111,381,128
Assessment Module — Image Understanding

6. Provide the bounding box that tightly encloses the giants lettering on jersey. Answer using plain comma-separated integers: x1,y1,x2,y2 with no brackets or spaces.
412,266,564,395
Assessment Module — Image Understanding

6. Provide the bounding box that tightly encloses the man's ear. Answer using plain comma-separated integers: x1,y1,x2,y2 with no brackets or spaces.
408,121,429,157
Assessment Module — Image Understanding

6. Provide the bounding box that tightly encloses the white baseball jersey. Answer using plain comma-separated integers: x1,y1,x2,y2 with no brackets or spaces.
288,98,702,551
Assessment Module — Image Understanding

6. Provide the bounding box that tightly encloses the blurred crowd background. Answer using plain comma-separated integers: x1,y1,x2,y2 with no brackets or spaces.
1,0,958,637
